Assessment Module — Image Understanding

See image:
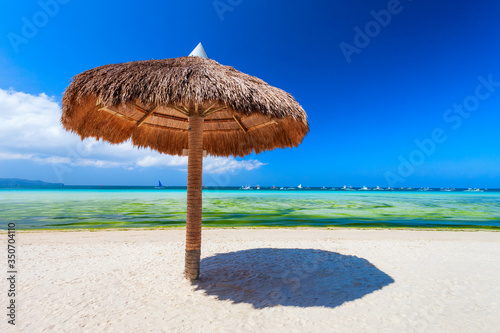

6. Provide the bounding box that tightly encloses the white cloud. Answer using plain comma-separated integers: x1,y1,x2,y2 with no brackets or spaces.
136,155,188,168
0,152,33,160
204,158,265,174
71,159,124,168
136,154,266,174
0,89,68,151
32,156,71,165
0,88,266,175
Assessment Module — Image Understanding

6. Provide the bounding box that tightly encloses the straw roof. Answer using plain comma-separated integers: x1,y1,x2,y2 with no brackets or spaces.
62,56,308,157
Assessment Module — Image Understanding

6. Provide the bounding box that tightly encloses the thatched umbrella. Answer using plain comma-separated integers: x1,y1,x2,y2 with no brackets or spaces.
61,44,308,280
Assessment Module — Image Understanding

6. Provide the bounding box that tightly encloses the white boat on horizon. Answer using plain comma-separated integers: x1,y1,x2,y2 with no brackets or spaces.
464,188,483,192
417,187,432,191
359,186,369,191
342,185,355,191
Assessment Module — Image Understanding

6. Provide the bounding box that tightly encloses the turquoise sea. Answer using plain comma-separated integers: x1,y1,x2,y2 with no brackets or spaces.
1,187,499,230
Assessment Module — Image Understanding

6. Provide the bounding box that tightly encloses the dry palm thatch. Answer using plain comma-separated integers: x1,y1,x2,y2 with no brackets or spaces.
61,53,308,280
62,56,308,157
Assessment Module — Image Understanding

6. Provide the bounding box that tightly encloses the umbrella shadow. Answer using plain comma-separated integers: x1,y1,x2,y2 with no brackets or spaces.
193,248,394,309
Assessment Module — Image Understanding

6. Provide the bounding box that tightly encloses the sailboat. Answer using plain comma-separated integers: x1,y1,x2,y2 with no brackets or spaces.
297,184,302,189
155,180,165,189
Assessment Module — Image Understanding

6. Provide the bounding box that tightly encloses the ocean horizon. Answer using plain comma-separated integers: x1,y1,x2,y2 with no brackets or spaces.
1,186,499,230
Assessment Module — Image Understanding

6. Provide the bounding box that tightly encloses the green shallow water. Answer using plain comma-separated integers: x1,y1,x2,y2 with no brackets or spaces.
1,188,499,230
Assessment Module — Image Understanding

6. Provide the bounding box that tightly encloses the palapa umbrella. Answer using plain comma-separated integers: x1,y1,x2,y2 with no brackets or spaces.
61,43,309,280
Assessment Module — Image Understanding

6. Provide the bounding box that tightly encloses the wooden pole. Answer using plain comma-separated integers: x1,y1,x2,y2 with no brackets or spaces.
185,113,204,280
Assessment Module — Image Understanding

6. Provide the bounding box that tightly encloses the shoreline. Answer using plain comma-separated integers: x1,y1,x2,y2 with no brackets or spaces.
3,225,500,233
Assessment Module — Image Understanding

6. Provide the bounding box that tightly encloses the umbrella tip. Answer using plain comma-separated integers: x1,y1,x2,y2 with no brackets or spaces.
189,43,209,59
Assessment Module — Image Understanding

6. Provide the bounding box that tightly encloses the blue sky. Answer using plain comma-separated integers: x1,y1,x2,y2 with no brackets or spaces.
0,0,499,187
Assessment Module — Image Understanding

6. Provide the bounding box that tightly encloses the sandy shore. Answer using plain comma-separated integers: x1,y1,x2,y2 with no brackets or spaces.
2,228,500,332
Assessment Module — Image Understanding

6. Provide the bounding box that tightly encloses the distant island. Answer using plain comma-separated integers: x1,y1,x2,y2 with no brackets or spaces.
0,178,64,187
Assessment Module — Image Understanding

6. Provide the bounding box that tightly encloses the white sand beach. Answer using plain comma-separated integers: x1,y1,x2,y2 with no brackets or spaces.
2,228,500,332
